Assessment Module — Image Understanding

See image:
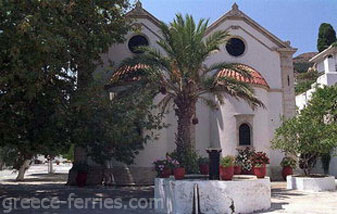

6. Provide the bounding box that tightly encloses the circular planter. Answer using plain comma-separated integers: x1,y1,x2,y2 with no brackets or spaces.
199,164,209,175
253,165,267,178
220,166,234,180
173,167,185,180
287,175,336,192
282,166,293,181
234,166,242,175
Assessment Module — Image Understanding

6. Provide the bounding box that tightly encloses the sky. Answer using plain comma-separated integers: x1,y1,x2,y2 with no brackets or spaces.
136,0,337,56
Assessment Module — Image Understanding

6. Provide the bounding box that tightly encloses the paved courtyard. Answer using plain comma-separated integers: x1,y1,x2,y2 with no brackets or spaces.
0,164,337,214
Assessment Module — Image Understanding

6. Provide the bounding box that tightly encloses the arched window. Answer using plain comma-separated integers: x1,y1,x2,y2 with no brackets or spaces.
239,123,251,146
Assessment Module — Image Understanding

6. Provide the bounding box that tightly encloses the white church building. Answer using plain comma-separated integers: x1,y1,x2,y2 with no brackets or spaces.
102,2,297,184
296,45,337,177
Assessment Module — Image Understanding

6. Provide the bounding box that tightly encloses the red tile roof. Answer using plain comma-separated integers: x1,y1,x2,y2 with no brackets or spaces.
110,63,269,88
217,64,269,88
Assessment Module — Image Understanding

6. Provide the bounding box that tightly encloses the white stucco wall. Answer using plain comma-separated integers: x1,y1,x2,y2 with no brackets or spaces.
103,7,294,177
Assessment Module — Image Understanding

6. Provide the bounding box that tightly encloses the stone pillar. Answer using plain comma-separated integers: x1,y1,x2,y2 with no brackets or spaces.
206,148,222,180
279,49,297,118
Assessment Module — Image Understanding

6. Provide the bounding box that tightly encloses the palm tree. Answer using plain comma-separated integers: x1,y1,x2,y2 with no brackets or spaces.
116,14,264,156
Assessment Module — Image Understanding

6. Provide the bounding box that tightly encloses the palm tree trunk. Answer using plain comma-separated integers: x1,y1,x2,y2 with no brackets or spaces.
174,96,197,153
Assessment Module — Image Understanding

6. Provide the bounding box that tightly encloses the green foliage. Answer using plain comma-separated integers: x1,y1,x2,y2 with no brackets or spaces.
294,62,314,74
68,75,163,165
295,70,320,95
280,157,297,169
168,149,199,173
63,144,75,162
220,156,235,167
317,23,336,52
272,85,337,175
198,156,209,165
0,0,130,175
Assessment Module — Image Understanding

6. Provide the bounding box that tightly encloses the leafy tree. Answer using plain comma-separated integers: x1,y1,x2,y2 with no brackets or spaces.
272,86,337,176
67,74,163,166
118,14,263,171
0,0,130,180
295,70,320,95
317,23,336,52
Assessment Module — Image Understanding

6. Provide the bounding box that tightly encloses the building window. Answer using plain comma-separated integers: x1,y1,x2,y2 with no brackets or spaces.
128,35,149,54
226,38,245,57
239,123,251,146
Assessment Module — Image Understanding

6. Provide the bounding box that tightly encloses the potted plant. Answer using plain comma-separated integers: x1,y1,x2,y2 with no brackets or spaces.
251,152,270,178
236,148,254,175
280,156,297,180
198,156,209,175
220,156,235,180
153,159,172,178
234,157,242,175
170,158,185,180
74,162,89,187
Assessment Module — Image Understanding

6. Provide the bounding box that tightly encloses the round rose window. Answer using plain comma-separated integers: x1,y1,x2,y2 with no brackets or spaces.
226,38,245,57
128,35,149,54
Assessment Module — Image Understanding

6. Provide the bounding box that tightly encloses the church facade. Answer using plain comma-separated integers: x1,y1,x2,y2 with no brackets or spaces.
101,3,297,183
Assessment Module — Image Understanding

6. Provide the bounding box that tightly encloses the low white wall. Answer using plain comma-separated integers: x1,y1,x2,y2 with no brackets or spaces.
287,175,336,192
155,177,271,214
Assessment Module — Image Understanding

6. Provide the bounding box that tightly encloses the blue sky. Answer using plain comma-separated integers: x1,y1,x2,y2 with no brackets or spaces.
136,0,337,56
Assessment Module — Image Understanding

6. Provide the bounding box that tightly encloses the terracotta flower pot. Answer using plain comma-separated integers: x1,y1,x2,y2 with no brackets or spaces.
76,172,88,187
254,165,267,178
234,166,242,175
241,168,254,175
199,164,209,175
161,168,172,178
220,166,234,180
173,167,185,180
282,166,293,181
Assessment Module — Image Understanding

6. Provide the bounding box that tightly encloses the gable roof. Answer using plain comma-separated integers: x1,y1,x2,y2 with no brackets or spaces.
126,1,162,29
206,3,294,50
126,2,296,52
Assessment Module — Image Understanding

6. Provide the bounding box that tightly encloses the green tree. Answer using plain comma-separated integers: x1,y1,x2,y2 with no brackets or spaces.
118,14,263,171
0,0,130,180
68,74,163,166
317,23,336,52
272,86,337,176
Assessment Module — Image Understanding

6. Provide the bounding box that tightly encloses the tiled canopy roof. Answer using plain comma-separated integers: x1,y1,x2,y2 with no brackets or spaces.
110,63,269,88
217,64,269,88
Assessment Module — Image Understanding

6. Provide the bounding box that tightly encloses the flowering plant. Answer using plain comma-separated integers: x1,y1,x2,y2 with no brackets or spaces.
280,156,297,169
153,154,180,176
166,153,180,168
251,151,270,167
235,148,255,171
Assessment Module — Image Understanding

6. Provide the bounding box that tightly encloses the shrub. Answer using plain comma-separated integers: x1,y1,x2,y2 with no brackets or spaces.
198,156,209,165
220,156,235,167
168,149,199,174
280,157,297,169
